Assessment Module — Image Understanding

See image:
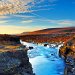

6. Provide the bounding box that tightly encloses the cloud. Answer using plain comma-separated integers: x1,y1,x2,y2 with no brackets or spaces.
21,20,33,23
0,0,57,15
33,18,75,27
56,20,75,26
0,20,8,23
0,16,9,19
0,0,32,15
57,20,74,25
47,19,75,27
13,14,35,18
45,19,75,25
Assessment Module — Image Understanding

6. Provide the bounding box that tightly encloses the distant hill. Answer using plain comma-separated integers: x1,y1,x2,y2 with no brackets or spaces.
19,27,75,43
20,32,30,35
21,27,75,35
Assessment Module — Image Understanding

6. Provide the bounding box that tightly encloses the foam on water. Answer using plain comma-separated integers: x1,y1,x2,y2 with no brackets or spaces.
20,40,65,75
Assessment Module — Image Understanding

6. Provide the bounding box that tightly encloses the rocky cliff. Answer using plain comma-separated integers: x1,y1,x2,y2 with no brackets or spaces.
0,49,34,75
59,36,75,75
0,35,34,75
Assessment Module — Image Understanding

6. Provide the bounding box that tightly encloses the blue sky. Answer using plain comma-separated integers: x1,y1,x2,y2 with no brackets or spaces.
0,0,75,34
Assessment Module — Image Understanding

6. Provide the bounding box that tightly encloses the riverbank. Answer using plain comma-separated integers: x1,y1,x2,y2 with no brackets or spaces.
59,36,75,75
0,35,34,75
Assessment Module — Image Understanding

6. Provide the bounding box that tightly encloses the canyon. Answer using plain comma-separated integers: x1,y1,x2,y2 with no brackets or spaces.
0,27,75,75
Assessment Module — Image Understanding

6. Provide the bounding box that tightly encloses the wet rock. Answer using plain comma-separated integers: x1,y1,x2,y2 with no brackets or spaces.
29,47,33,50
44,44,48,47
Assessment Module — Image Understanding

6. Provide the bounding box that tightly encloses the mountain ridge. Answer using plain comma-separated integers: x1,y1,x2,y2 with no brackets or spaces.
21,27,75,35
19,27,75,43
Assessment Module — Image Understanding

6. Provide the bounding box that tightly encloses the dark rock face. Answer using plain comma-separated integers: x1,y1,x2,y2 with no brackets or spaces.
0,35,34,75
0,34,20,45
44,44,48,47
59,37,75,75
60,48,75,75
64,56,75,75
0,50,34,75
29,47,33,50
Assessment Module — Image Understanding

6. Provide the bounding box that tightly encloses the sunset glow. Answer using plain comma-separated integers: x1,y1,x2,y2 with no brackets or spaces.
0,0,75,34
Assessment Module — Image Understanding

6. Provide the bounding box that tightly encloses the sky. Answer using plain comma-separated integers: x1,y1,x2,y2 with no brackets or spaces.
0,0,75,34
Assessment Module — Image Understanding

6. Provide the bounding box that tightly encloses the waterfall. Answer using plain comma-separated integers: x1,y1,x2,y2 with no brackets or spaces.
57,44,63,57
20,40,65,75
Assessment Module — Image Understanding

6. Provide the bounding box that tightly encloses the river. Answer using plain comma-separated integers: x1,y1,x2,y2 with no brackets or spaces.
20,40,65,75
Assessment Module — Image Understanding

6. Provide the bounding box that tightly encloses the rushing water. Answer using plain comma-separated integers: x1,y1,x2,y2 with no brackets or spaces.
20,40,65,75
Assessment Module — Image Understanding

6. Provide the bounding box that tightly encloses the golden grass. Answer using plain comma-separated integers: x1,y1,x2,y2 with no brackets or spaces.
0,49,10,52
5,45,20,49
0,45,21,53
